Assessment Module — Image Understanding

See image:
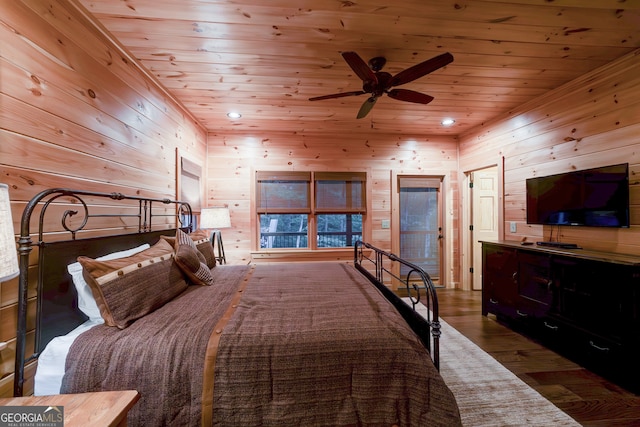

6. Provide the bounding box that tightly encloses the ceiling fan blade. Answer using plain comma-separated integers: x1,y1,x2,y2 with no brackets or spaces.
342,51,378,85
357,97,377,119
388,52,453,87
387,89,434,104
308,90,366,101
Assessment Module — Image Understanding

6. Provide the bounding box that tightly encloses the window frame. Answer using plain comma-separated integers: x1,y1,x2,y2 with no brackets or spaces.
254,170,368,251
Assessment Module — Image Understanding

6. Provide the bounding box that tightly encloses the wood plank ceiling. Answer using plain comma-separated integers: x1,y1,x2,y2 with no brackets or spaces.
76,0,640,136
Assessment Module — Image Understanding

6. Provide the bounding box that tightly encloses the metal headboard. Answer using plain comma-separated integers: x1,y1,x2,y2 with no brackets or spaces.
353,240,441,370
14,188,193,397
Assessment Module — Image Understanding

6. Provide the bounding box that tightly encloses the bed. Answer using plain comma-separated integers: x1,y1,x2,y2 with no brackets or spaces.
14,188,461,426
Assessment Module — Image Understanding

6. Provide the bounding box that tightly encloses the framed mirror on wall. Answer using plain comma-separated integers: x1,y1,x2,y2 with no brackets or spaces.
176,149,204,230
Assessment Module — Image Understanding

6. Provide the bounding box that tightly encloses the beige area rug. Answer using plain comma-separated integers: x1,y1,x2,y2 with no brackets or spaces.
403,298,581,427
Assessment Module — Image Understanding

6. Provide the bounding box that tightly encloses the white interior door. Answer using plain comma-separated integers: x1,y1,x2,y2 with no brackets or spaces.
471,167,499,290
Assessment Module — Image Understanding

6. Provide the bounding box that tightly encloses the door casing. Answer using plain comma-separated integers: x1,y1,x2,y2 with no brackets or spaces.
461,162,503,291
391,171,446,288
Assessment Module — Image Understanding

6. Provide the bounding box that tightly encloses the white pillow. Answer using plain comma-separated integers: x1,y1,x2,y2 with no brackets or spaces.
34,319,102,395
67,243,151,322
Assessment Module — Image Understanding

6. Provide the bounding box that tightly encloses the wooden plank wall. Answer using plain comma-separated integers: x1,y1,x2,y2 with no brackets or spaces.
2,0,638,401
459,50,640,255
205,131,460,277
0,0,207,396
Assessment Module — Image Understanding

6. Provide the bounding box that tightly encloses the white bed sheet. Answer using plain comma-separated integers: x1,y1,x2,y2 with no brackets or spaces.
34,320,102,396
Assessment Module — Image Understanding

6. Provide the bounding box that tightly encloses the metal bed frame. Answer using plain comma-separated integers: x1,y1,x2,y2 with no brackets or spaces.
14,188,192,397
13,188,441,398
354,240,441,370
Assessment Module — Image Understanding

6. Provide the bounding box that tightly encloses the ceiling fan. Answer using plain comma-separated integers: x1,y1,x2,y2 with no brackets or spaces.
309,51,453,119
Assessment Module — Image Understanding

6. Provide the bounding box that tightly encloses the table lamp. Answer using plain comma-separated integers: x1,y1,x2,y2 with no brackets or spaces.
0,184,18,352
0,183,18,283
200,206,231,264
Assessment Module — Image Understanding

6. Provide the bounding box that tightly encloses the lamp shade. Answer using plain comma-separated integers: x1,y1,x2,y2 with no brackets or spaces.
0,184,19,282
200,207,231,229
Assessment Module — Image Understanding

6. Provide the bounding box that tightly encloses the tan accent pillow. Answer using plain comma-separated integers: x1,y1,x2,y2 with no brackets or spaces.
189,229,217,268
174,229,214,286
78,239,187,329
161,229,217,268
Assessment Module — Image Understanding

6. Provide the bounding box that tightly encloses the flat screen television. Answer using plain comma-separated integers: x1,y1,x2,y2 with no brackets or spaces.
526,163,630,228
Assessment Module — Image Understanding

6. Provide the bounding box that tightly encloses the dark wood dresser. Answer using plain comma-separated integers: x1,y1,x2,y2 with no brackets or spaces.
481,240,640,394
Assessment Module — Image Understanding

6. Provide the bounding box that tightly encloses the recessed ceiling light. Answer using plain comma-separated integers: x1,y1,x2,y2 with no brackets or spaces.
441,118,455,126
227,112,242,119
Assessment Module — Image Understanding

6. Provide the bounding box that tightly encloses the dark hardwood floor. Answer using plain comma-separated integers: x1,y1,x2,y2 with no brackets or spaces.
434,289,640,427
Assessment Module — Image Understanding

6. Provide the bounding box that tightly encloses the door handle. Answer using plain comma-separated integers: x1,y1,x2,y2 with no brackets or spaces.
589,341,610,353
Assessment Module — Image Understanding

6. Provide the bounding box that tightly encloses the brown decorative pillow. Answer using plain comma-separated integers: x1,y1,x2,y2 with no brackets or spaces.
174,229,214,286
189,229,217,268
161,229,216,268
78,239,187,329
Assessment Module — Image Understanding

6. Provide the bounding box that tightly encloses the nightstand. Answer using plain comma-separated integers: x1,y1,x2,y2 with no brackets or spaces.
0,390,140,427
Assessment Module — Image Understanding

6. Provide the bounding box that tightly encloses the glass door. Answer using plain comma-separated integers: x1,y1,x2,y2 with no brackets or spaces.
398,176,442,284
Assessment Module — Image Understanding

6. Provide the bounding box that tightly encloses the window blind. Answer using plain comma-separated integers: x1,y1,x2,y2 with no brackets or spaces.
398,176,441,190
315,172,367,213
256,171,311,213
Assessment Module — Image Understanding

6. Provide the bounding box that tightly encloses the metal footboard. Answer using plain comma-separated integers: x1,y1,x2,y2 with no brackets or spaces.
353,240,441,370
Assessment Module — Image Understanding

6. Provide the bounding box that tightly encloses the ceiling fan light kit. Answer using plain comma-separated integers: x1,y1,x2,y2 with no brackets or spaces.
309,51,453,119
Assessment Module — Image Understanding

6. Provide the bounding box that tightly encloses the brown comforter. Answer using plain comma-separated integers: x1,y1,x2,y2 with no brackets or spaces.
62,262,461,426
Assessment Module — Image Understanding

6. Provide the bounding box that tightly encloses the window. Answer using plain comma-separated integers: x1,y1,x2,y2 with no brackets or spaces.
256,171,366,249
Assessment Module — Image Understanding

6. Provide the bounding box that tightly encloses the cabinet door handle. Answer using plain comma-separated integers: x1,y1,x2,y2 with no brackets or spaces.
512,271,518,282
589,341,610,353
489,298,498,305
544,321,558,331
516,310,528,317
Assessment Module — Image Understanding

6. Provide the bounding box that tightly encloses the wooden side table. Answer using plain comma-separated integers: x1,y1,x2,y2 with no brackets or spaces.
0,390,140,427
